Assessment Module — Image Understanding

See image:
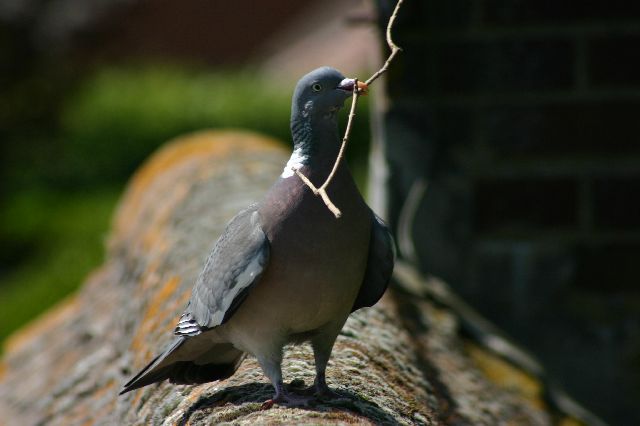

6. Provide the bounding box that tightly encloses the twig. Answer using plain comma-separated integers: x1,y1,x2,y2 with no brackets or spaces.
293,81,362,218
293,0,405,218
366,0,404,86
292,169,343,218
320,79,361,194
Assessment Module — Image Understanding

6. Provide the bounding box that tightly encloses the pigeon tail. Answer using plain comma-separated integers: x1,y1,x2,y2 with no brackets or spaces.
120,338,245,394
120,337,186,394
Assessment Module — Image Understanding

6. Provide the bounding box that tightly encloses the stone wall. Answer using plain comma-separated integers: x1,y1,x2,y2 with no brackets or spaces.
0,131,553,425
379,1,640,424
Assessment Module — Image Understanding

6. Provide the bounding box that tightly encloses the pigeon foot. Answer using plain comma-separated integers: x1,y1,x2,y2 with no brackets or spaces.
304,375,351,402
261,381,315,409
260,393,314,409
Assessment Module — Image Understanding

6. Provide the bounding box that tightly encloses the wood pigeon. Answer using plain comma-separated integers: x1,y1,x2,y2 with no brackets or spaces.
119,67,395,407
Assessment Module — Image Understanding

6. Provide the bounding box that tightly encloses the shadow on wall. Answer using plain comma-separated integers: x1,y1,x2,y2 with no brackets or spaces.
380,0,640,425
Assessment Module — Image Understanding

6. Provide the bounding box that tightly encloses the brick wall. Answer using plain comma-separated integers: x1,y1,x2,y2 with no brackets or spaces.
379,1,640,424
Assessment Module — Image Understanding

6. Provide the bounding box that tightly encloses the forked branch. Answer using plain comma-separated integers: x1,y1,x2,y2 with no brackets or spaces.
293,0,405,218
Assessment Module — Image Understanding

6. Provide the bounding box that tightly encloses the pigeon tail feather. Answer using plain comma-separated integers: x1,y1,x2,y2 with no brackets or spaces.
120,337,246,394
120,337,186,394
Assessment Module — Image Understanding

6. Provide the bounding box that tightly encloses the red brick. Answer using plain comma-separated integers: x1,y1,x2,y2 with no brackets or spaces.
593,177,640,229
474,178,578,232
483,101,640,158
438,39,574,94
484,0,640,25
589,35,640,88
575,243,640,290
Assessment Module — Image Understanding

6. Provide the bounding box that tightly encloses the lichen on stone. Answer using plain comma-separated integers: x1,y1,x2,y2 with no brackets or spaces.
0,131,553,426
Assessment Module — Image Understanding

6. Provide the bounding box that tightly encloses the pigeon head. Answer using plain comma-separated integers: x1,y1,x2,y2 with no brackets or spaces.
291,67,366,123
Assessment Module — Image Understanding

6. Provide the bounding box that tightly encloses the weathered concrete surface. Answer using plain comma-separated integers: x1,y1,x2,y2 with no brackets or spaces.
0,130,552,425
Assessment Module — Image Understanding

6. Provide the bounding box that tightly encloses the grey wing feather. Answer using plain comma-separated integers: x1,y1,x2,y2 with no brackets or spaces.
119,336,245,394
119,336,186,394
174,204,270,336
352,213,396,312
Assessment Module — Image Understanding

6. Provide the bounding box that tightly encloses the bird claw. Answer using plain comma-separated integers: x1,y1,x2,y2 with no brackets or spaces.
317,387,345,400
261,392,314,409
298,383,349,402
316,387,352,403
260,399,276,410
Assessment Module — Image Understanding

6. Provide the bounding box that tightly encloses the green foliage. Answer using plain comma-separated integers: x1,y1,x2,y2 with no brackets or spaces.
0,65,372,347
60,67,370,184
61,68,290,183
0,189,120,347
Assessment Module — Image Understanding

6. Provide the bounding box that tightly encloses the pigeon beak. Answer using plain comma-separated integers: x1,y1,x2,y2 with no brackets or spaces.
337,78,368,95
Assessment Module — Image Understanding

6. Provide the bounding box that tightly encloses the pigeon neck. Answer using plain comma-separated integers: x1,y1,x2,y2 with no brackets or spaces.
290,115,315,158
282,114,341,179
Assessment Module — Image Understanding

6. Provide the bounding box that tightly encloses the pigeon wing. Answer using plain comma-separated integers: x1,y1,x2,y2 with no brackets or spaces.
174,204,270,336
352,213,396,312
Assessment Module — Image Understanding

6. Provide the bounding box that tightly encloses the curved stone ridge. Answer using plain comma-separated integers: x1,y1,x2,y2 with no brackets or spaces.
0,130,550,425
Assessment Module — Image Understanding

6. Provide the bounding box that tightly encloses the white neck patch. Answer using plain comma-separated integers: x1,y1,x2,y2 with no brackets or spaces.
281,147,309,178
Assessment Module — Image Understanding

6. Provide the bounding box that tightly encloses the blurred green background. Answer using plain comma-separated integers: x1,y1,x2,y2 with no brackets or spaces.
0,65,370,347
0,0,378,348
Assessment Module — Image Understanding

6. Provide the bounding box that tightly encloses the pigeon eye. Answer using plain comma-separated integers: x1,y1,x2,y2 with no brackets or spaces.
312,83,322,92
